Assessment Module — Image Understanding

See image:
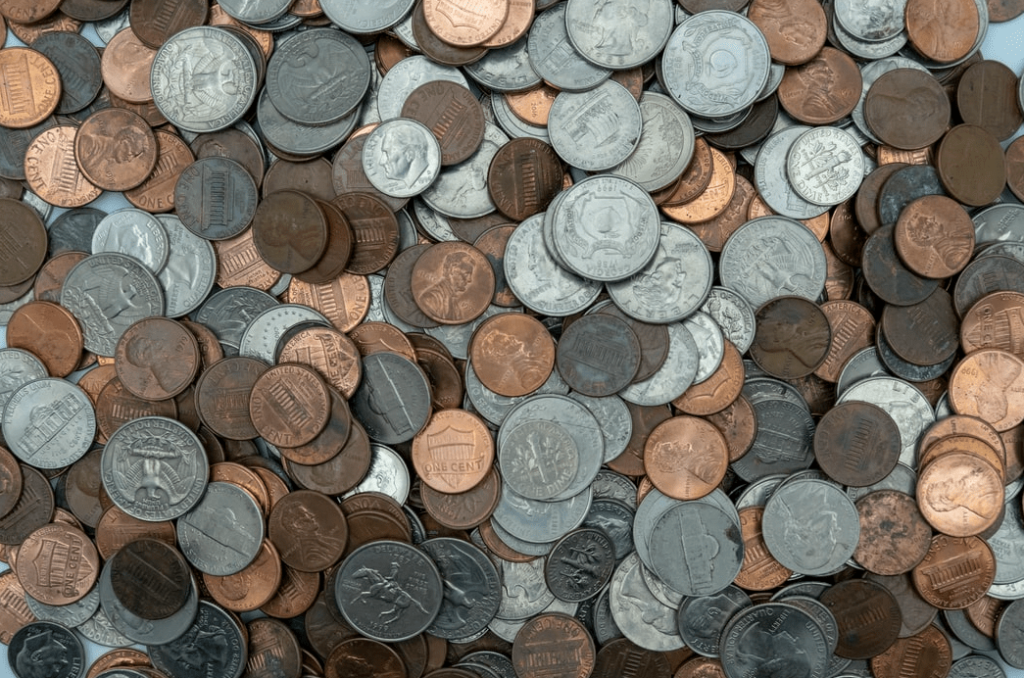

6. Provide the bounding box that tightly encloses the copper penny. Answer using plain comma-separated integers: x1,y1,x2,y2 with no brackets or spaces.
341,511,410,556
385,244,440,328
747,0,826,65
402,81,485,166
660,146,735,224
413,13,489,67
918,452,1003,537
750,296,831,379
512,613,595,678
195,356,267,440
0,465,53,545
877,146,934,166
62,448,103,529
912,535,995,609
688,174,756,252
881,288,959,367
505,84,558,126
278,326,362,400
107,538,190,620
988,0,1024,19
919,416,1007,469
864,69,950,151
607,403,672,477
0,0,61,22
210,461,271,515
412,409,494,494
814,401,901,487
0,276,33,306
487,138,563,222
1006,136,1024,202
594,304,670,383
96,376,177,439
0,570,36,644
777,47,861,125
420,465,501,530
6,13,80,45
74,107,158,192
213,227,282,291
734,506,792,591
0,47,61,129
61,0,131,22
473,224,519,307
262,157,335,201
411,242,495,325
269,490,348,572
331,135,408,212
14,522,97,607
129,0,208,49
658,138,713,207
556,314,641,397
208,3,273,58
23,125,102,208
179,319,223,370
285,274,371,334
87,649,152,678
78,363,116,409
893,195,974,279
861,225,939,307
94,505,176,560
375,33,415,73
813,300,875,383
673,340,744,416
285,420,371,496
905,0,979,63
249,363,331,448
956,60,1023,140
125,130,195,213
961,291,1024,356
246,617,302,678
591,638,670,678
644,415,729,501
936,124,1007,207
422,0,508,47
854,490,933,575
261,565,320,619
469,313,554,397
34,252,88,304
333,191,401,275
113,317,201,401
0,447,22,520
705,395,757,464
820,579,902,659
949,349,1024,431
100,28,157,104
482,0,533,47
856,163,907,236
294,201,354,285
674,657,727,678
252,190,328,275
0,198,48,287
6,301,84,379
348,321,417,361
918,434,1005,485
415,346,464,412
326,637,407,678
965,595,1001,637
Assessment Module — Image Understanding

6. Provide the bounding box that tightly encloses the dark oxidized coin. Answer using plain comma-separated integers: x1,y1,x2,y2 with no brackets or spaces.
0,198,47,287
870,625,951,678
556,314,641,397
325,638,407,678
676,586,752,658
333,192,401,275
877,165,947,229
591,637,671,678
8,621,85,678
957,60,1023,141
487,138,564,221
420,537,501,640
252,190,329,275
750,296,831,379
860,226,939,307
881,288,959,366
814,402,901,487
147,600,247,678
194,357,268,441
937,124,1007,207
174,157,259,241
108,539,191,620
820,579,902,659
864,69,950,150
544,528,616,603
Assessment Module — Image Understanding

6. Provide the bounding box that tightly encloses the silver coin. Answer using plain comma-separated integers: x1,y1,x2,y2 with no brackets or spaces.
412,199,458,244
266,28,370,125
591,586,624,645
731,396,816,482
362,119,442,198
377,55,470,121
973,203,1024,245
786,126,865,206
60,252,165,356
619,322,699,406
734,474,787,511
548,81,642,172
499,419,579,501
833,0,906,41
99,561,199,645
503,214,603,318
101,416,208,521
491,91,551,142
662,11,771,118
92,209,169,275
421,122,507,219
177,481,264,576
320,0,415,34
256,88,360,158
194,286,279,351
95,9,131,45
949,655,1006,678
832,15,907,59
148,600,248,678
0,348,47,417
763,478,860,576
610,92,695,192
461,651,517,678
851,57,927,144
219,0,292,23
550,175,661,282
648,501,744,597
545,528,616,603
238,303,330,363
489,518,554,557
989,494,1024,584
491,484,592,545
490,596,578,642
836,376,934,468
567,393,631,463
340,443,411,505
2,378,94,469
26,584,100,627
156,215,216,318
634,488,682,569
754,126,831,220
719,216,828,309
22,190,50,223
151,27,259,133
564,0,674,70
683,310,725,384
945,608,995,652
421,537,501,640
743,377,810,410
835,347,891,397
845,462,917,503
527,3,612,92
77,606,134,648
350,352,432,444
701,286,756,354
676,586,752,658
720,602,830,678
465,359,570,426
465,37,542,93
608,552,687,651
607,222,713,324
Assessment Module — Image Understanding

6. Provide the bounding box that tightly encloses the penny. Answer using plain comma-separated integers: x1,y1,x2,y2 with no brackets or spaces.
402,81,486,166
0,48,61,129
74,108,158,192
733,506,792,592
557,314,641,397
949,349,1024,432
412,409,494,494
14,522,96,610
658,138,714,207
411,0,489,67
195,356,267,440
854,489,933,577
252,190,328,275
644,416,728,501
750,297,831,379
95,375,177,440
819,579,902,659
864,69,950,150
747,0,826,65
333,192,401,275
672,340,744,417
106,538,190,621
112,317,200,401
855,163,906,236
0,465,53,545
190,128,264,191
101,28,157,104
269,490,347,573
249,363,331,448
470,313,555,398
128,0,207,48
913,534,996,609
0,198,48,288
94,505,175,562
487,138,563,222
1005,136,1024,203
325,637,408,678
861,225,940,307
22,125,101,209
660,146,736,225
124,130,195,214
472,225,518,308
6,301,84,379
905,0,979,63
260,562,320,620
957,60,1022,140
813,401,902,487
937,124,1007,207
420,466,501,531
511,613,595,678
918,448,1004,536
960,291,1024,356
893,195,975,279
777,47,861,125
212,230,281,292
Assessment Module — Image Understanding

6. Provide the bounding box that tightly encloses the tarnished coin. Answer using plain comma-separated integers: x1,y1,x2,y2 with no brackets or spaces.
814,402,901,487
174,157,258,241
937,123,1007,207
8,621,85,678
107,539,190,620
750,296,831,379
544,528,615,603
512,613,596,678
194,356,267,440
719,602,830,678
854,490,933,575
556,314,640,397
113,317,200,401
23,126,103,209
0,198,48,288
268,490,347,573
864,69,950,150
487,138,563,221
861,225,939,308
147,600,247,678
420,537,500,640
403,80,486,166
252,190,328,275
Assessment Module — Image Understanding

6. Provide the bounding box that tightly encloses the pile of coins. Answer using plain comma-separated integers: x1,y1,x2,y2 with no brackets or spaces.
4,0,1024,676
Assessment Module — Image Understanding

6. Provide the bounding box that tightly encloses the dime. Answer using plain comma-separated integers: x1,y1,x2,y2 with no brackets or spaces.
786,126,865,206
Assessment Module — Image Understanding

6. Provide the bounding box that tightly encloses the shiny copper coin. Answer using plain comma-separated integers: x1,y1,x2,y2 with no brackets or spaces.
423,0,508,47
814,300,875,383
854,490,933,576
195,356,268,440
881,288,959,367
487,138,563,221
0,198,47,287
213,227,282,291
6,301,84,379
412,409,494,494
777,47,861,125
473,224,519,307
285,420,371,496
512,613,595,678
660,146,735,224
644,415,729,501
75,107,158,191
470,313,554,397
658,138,713,207
957,60,1023,140
333,191,401,275
261,565,320,619
688,175,757,252
864,69,950,151
705,395,757,463
877,146,934,166
673,340,744,416
15,522,97,606
0,570,36,644
505,84,558,126
125,129,195,213
918,451,1004,537
747,0,826,65
252,190,328,275
937,123,1007,207
919,432,1005,483
411,242,495,325
556,314,640,397
113,317,201,401
285,274,371,334
94,505,175,560
949,349,1024,431
820,579,902,659
0,47,60,129
912,535,995,609
249,363,331,448
894,195,974,279
278,326,362,400
326,637,407,678
129,0,208,49
269,490,348,572
734,506,792,591
107,538,190,619
23,125,102,208
919,417,1006,470
100,28,157,104
814,401,901,487
420,465,501,530
856,163,907,237
96,377,177,439
402,81,485,165
961,291,1024,356
906,0,979,63
607,403,672,477
750,296,831,379
348,321,417,361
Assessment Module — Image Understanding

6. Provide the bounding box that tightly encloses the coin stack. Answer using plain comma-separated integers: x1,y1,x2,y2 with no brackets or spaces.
3,0,1024,676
